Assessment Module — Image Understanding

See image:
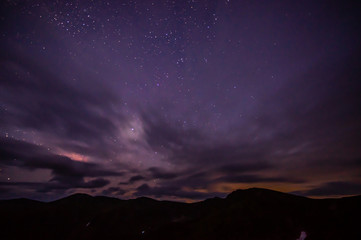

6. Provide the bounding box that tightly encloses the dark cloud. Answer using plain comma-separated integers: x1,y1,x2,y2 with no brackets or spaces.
312,158,361,171
129,175,146,183
0,138,124,177
140,108,271,167
261,50,361,157
148,167,178,180
135,183,224,200
0,178,109,193
217,162,273,174
213,162,304,184
0,137,122,194
293,181,361,197
102,187,125,196
0,49,124,159
129,161,303,200
164,171,211,189
136,51,361,192
0,181,40,187
215,174,304,184
118,168,178,186
37,178,110,193
140,109,203,154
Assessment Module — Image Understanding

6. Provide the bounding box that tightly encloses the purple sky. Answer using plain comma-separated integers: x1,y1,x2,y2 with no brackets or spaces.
0,0,360,201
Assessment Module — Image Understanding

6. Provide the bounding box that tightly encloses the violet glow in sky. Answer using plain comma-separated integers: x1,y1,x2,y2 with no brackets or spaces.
0,0,360,201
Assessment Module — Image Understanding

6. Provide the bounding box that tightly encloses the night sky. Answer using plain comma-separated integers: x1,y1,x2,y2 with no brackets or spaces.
0,0,360,202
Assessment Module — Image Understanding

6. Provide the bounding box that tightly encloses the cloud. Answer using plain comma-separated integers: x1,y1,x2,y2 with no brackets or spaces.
217,162,273,174
102,187,125,196
214,174,303,184
148,167,178,180
261,49,361,157
0,137,124,177
37,178,110,193
293,181,361,197
0,48,124,159
134,183,224,200
0,28,360,201
129,161,303,200
139,108,271,168
118,168,178,186
0,137,123,193
128,175,146,183
0,177,110,193
134,54,361,196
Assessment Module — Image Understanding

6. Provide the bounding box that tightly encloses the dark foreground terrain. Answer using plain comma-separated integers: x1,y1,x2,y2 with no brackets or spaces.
0,188,360,240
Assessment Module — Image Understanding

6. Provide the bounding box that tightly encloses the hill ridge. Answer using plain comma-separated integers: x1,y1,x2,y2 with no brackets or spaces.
1,188,360,239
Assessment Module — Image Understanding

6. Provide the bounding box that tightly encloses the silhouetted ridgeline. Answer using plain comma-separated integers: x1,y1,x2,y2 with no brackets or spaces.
0,188,360,240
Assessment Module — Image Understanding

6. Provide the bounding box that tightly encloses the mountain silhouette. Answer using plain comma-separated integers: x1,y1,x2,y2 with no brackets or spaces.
0,188,360,240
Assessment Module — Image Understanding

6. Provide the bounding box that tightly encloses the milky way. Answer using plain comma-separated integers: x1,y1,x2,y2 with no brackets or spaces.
0,0,360,201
